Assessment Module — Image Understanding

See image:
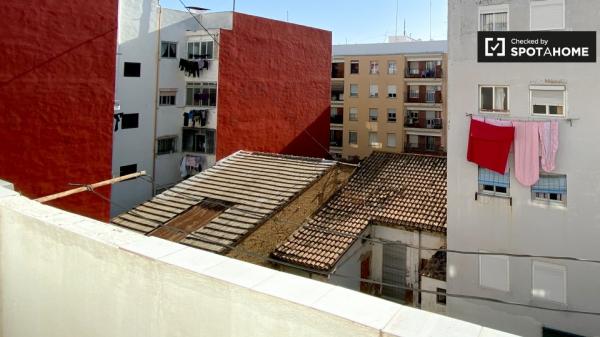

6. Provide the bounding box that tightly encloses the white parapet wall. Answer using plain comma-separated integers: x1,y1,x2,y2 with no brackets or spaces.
0,186,516,337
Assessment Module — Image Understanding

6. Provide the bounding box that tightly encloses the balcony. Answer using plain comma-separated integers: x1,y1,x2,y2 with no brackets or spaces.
405,87,442,105
330,107,344,125
405,61,442,79
331,62,345,79
404,114,443,130
331,81,344,104
330,129,343,147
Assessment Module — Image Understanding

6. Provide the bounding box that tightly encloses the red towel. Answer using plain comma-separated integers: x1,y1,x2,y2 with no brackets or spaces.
467,119,514,174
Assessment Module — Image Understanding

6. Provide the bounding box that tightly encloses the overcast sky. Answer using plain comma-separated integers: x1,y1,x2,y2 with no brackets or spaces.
160,0,448,44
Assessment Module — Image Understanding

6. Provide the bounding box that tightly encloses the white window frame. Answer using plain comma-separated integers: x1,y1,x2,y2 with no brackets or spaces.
157,135,178,155
368,132,378,147
478,167,510,197
350,84,359,97
479,253,510,292
409,85,419,98
530,0,565,31
386,133,397,148
159,89,177,106
479,85,510,113
369,61,379,75
388,60,397,75
349,107,358,121
531,174,567,205
478,4,510,31
387,108,397,123
387,85,397,98
369,84,379,98
368,108,378,122
532,261,567,305
529,85,566,117
348,131,358,145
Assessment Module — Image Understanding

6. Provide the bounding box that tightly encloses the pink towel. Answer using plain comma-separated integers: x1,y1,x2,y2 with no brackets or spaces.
539,120,559,172
473,116,513,127
513,121,540,186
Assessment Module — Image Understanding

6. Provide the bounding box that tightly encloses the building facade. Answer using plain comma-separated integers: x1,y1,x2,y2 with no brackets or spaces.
447,1,600,336
113,1,331,216
329,41,448,161
0,0,117,221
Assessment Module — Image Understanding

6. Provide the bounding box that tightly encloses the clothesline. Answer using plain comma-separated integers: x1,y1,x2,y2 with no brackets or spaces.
465,113,579,126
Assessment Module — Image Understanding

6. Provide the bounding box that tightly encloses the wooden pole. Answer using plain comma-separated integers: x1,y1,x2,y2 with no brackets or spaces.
35,171,147,203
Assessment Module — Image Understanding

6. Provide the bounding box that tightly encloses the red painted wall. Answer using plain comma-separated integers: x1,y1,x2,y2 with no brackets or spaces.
217,13,331,160
0,1,117,221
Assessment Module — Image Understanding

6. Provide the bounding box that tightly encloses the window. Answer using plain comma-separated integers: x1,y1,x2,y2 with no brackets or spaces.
368,108,378,122
186,82,217,107
159,90,176,106
369,61,379,75
388,61,397,75
368,132,378,147
161,41,177,58
479,5,509,31
532,261,566,304
387,85,397,98
532,174,567,204
386,133,396,148
436,288,447,305
157,136,177,155
408,61,420,75
187,41,214,59
531,86,565,116
478,167,510,196
350,84,359,97
123,62,141,77
348,131,358,145
119,164,137,177
426,86,437,103
480,86,509,112
479,253,510,292
182,128,215,154
121,113,139,129
349,107,358,121
409,85,419,98
531,0,565,31
350,60,359,74
369,84,379,98
387,108,397,122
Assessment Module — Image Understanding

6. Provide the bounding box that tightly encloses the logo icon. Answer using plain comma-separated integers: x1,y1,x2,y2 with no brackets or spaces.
485,37,505,57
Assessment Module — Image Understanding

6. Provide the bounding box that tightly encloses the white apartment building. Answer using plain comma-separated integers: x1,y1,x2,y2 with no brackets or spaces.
447,1,600,336
113,0,227,216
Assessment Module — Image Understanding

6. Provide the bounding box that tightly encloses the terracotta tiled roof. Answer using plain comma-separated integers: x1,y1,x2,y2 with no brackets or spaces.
111,151,336,254
272,152,447,271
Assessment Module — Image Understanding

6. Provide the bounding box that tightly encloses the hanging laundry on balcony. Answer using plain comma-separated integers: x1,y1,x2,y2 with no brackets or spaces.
183,111,190,127
113,112,124,131
539,120,559,172
467,118,514,175
513,121,542,186
178,58,210,77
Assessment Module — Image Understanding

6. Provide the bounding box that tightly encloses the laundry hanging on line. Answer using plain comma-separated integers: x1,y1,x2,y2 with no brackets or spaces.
183,110,209,127
513,121,540,186
178,58,210,77
467,118,514,175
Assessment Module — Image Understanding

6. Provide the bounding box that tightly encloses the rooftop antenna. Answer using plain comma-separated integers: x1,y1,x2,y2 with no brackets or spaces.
233,0,235,11
403,19,406,36
286,10,289,22
429,0,432,40
395,0,399,36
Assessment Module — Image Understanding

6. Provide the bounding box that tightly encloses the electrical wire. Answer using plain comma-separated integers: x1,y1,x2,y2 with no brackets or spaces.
176,0,220,46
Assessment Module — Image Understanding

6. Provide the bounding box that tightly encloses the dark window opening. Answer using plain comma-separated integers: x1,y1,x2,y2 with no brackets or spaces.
124,62,141,77
182,129,215,154
159,95,176,106
119,164,137,177
121,113,139,129
350,61,359,74
436,288,447,305
157,137,177,155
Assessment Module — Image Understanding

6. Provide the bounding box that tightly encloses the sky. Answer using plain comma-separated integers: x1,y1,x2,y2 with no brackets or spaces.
160,0,448,44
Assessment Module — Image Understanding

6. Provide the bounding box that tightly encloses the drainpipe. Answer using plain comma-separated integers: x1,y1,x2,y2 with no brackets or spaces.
415,230,422,308
151,2,162,195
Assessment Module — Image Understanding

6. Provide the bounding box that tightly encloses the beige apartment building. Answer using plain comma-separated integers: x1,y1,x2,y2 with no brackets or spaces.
329,41,448,160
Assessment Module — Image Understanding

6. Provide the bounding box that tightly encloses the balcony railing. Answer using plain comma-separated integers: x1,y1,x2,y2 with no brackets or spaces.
404,117,443,129
330,115,344,124
405,68,442,78
404,143,444,154
405,92,442,104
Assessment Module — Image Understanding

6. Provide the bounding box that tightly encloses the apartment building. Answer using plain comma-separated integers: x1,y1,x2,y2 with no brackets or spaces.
329,41,447,160
112,1,331,216
447,1,600,336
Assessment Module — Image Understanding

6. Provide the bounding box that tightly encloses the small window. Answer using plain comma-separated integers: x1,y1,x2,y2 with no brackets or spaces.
369,61,379,75
159,90,176,106
532,261,566,304
182,128,215,154
387,108,397,122
480,86,509,112
157,136,177,155
532,174,567,205
349,107,358,121
119,164,137,176
121,113,139,129
387,85,397,98
369,84,379,98
530,0,565,31
187,41,214,59
123,62,141,77
368,132,378,147
161,41,177,58
531,86,565,116
348,131,358,145
350,60,359,74
368,108,378,122
186,82,217,107
408,61,420,75
388,61,397,75
409,85,419,98
436,288,447,305
479,253,510,292
478,167,510,196
350,84,359,97
386,133,396,148
479,5,509,31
